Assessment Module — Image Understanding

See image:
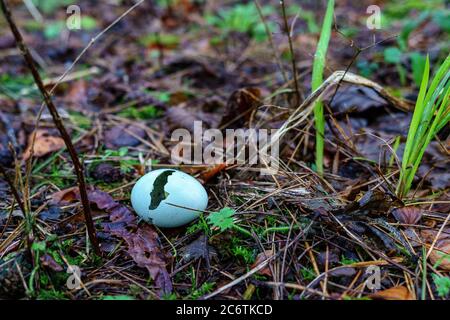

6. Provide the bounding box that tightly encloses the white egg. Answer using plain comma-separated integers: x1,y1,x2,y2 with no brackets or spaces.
131,169,208,228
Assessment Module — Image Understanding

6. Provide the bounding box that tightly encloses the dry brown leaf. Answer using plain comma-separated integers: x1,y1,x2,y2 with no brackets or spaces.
420,229,450,270
421,228,450,243
391,206,423,225
198,163,227,184
48,186,79,205
219,87,261,129
23,129,65,160
252,249,274,277
47,187,173,295
429,240,450,271
66,80,88,108
40,253,63,272
370,286,414,300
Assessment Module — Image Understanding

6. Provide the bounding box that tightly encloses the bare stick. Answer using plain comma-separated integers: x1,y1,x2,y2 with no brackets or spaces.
253,0,288,82
24,0,144,191
0,0,100,255
0,164,26,215
47,0,145,97
280,0,300,106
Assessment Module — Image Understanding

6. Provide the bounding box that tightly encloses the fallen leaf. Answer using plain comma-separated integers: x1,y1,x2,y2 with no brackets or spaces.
331,86,387,114
421,228,450,243
370,286,414,300
429,240,450,271
252,250,274,277
166,106,219,133
391,207,423,225
126,225,173,294
48,186,79,205
429,172,450,190
65,80,88,110
219,87,261,129
38,206,61,221
89,163,123,183
329,267,356,277
181,235,216,265
23,129,65,160
40,253,63,272
48,187,173,294
104,124,146,149
420,229,450,271
345,189,399,213
89,189,173,294
198,164,227,184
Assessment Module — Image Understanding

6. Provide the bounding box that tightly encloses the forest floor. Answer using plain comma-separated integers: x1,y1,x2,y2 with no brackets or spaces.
0,0,449,300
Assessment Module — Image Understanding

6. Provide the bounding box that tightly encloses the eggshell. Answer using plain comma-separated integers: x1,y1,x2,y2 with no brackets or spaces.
131,169,208,228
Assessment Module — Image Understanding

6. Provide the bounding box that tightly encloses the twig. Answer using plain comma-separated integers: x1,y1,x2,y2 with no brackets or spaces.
23,0,144,201
328,32,399,107
280,0,300,106
23,0,43,23
202,217,317,299
0,0,100,255
0,164,26,215
253,0,287,82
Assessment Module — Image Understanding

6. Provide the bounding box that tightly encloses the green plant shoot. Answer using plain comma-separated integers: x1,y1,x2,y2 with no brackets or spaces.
311,0,334,175
397,54,450,198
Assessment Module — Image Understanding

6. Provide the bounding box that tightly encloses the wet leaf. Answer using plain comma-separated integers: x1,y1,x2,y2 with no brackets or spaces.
126,225,173,294
40,253,63,272
331,86,387,114
48,186,79,205
219,87,261,128
429,240,450,271
90,163,123,183
391,207,423,225
252,250,274,277
166,106,219,133
38,206,61,221
49,187,172,294
429,172,450,190
370,285,414,300
329,267,356,277
104,124,146,149
181,235,216,264
198,164,227,184
89,189,173,294
345,189,397,213
23,129,65,160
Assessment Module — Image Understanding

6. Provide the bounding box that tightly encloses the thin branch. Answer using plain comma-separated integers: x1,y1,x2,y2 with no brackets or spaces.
24,0,144,193
0,164,26,215
0,0,100,255
253,0,288,82
280,0,301,107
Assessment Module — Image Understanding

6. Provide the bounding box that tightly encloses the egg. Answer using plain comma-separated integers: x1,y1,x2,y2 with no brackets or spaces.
131,169,208,228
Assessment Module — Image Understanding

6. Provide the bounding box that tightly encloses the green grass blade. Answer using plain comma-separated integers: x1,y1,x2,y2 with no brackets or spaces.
414,56,450,143
401,57,430,168
397,55,449,198
312,0,334,175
